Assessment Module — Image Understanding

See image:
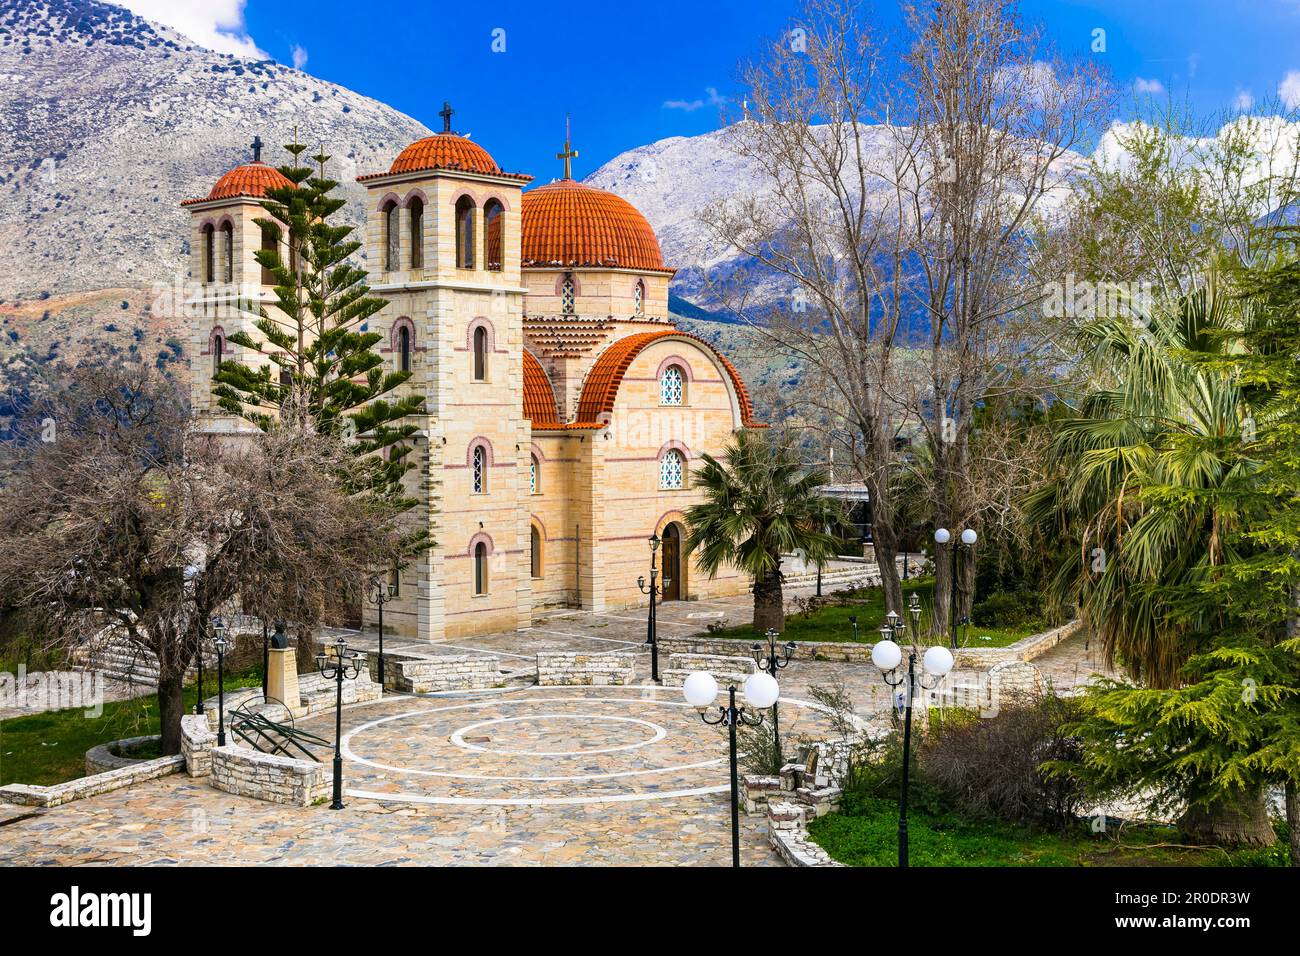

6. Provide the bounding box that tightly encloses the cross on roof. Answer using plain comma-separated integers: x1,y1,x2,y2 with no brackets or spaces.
251,135,263,162
439,101,455,133
557,115,579,180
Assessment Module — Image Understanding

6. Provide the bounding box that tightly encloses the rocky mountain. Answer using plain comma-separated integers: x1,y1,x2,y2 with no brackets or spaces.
0,0,431,301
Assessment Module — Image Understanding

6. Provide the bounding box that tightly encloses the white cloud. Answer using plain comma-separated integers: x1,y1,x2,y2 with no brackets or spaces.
1133,77,1166,96
664,87,728,113
291,44,309,70
1233,89,1255,112
118,1,266,59
1280,70,1300,109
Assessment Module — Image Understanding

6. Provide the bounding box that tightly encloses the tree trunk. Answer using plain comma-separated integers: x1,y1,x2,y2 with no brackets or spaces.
1177,788,1276,848
295,624,320,675
753,567,785,633
1287,782,1300,867
156,671,186,756
861,465,904,615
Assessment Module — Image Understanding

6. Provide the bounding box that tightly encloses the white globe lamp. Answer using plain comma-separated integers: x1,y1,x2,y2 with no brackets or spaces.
682,671,718,708
743,671,780,709
871,638,902,672
923,644,954,677
960,528,977,546
934,527,951,545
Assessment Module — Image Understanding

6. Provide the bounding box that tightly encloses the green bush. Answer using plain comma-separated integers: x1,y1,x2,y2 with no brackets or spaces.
971,588,1042,628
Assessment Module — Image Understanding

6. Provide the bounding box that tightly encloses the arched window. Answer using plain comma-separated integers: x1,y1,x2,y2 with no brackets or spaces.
384,201,400,271
660,449,686,490
472,444,487,494
474,541,489,595
561,273,575,314
530,453,539,494
455,196,476,269
201,224,215,283
220,222,234,283
398,324,411,373
484,199,503,272
408,198,424,269
260,224,277,285
473,325,488,381
530,525,543,579
212,332,224,375
660,365,685,405
634,279,645,315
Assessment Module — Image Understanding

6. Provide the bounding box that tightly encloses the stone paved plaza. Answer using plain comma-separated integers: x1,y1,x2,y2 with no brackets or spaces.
0,583,1110,866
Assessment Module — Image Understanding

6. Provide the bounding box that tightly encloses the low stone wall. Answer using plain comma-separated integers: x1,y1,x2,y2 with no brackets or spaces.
660,652,756,688
662,619,1080,668
768,802,842,867
209,745,330,807
84,735,161,775
181,714,218,778
0,753,184,808
536,652,636,686
368,651,502,693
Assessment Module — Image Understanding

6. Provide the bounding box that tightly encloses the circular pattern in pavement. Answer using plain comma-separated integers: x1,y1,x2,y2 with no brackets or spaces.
325,685,840,807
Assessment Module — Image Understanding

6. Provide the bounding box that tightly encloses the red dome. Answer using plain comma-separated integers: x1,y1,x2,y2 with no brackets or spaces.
521,179,670,273
387,132,500,176
181,161,293,206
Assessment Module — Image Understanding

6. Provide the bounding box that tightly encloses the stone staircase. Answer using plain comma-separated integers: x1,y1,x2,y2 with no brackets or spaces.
72,632,213,688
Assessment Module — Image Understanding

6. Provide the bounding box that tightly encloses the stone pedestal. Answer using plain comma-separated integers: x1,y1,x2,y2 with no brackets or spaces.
266,647,304,717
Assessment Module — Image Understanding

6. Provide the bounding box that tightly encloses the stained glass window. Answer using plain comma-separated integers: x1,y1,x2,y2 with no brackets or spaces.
660,449,685,490
472,445,486,494
530,454,539,494
660,365,684,405
561,274,575,314
634,280,645,315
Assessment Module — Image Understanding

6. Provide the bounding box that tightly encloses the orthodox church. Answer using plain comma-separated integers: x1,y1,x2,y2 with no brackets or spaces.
182,110,760,641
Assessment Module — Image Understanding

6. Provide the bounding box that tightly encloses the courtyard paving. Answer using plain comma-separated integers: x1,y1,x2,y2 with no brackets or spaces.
0,579,1112,866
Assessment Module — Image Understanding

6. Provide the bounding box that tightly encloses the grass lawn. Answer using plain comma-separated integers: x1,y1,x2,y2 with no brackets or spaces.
706,579,1043,649
0,664,264,787
806,796,1288,867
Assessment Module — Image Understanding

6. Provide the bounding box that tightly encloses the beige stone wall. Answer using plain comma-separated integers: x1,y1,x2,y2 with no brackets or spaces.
522,268,671,320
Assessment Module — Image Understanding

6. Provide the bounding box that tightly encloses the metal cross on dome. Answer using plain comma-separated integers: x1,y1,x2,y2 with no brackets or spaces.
439,101,455,133
251,135,263,162
557,115,579,180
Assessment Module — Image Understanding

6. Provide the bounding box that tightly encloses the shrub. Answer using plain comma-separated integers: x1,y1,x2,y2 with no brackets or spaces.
972,588,1041,627
919,694,1087,830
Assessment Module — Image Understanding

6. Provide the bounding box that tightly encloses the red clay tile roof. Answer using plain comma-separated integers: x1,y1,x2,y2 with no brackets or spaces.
522,349,561,427
569,329,761,429
181,161,294,206
521,179,672,273
359,132,501,181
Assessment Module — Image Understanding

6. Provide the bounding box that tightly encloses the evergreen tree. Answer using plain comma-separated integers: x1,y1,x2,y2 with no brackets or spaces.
213,135,423,506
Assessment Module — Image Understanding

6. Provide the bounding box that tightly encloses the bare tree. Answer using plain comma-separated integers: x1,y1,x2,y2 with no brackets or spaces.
701,0,1110,629
0,364,406,754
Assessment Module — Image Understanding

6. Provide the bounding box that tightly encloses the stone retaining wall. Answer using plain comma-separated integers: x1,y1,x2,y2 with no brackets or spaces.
181,714,218,778
0,753,184,808
536,652,636,686
84,735,161,775
662,619,1080,668
209,745,330,807
368,651,501,693
768,803,842,867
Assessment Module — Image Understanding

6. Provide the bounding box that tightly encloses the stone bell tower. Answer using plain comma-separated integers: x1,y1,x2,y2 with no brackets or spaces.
355,106,536,641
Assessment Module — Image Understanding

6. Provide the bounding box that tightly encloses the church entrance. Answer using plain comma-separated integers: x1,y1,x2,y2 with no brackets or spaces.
661,523,683,601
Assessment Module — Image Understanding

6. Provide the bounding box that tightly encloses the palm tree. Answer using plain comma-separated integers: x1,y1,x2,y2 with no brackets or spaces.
1024,275,1257,689
684,430,845,632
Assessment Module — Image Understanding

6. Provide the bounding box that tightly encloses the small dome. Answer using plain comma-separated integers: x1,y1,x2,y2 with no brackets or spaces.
521,179,670,273
388,132,501,177
181,161,293,206
522,350,561,426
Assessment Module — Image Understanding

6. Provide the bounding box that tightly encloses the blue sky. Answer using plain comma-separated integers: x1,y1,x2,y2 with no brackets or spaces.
129,1,1300,177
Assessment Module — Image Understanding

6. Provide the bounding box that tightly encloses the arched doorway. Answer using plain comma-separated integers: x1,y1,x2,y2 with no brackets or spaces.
660,523,683,601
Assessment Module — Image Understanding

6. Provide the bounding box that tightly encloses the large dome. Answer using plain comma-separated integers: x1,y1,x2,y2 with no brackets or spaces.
385,132,500,177
521,179,670,273
181,161,293,206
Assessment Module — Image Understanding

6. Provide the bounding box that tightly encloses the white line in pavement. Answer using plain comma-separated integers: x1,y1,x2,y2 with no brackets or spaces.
592,612,695,628
528,628,643,647
427,643,534,660
344,785,729,806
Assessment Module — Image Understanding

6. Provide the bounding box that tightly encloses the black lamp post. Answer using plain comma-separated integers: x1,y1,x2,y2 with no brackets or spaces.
368,573,398,691
934,526,978,650
848,614,860,642
213,617,228,747
637,534,662,683
682,670,780,867
316,638,364,810
261,621,269,702
751,628,795,765
870,592,953,867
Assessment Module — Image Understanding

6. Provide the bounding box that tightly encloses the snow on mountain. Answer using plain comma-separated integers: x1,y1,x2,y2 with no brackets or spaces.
0,0,431,300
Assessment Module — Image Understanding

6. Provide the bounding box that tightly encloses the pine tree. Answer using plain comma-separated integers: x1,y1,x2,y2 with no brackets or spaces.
213,134,423,506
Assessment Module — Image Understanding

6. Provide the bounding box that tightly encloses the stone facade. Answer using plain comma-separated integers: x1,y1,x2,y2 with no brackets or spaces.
209,745,330,807
536,652,636,686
